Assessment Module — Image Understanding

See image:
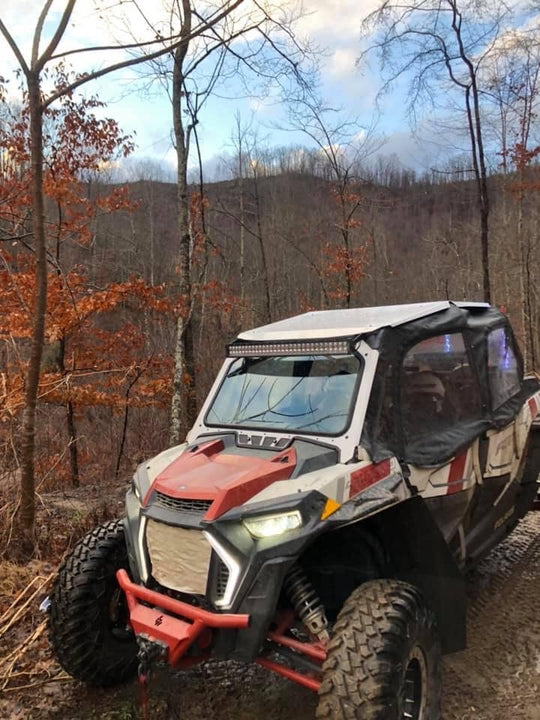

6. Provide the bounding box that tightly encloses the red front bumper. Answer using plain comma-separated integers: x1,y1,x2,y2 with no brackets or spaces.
116,570,325,692
116,569,250,665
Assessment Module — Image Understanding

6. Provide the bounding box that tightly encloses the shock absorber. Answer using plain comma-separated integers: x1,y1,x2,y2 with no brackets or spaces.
284,564,329,643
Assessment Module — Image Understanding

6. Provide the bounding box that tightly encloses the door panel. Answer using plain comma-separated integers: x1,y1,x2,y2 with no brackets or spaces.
465,401,537,564
484,424,515,478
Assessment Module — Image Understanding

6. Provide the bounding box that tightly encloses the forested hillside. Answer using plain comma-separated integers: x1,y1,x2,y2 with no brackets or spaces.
121,162,540,383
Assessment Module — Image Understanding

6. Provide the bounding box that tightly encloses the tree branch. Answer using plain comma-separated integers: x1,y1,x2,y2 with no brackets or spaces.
37,0,77,70
42,0,244,107
0,18,29,75
31,0,55,67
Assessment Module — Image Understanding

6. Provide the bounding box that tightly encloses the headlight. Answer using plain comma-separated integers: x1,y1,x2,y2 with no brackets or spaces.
243,510,302,538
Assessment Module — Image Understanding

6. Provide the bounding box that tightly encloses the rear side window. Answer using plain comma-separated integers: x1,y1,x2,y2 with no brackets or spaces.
401,333,481,441
487,327,520,409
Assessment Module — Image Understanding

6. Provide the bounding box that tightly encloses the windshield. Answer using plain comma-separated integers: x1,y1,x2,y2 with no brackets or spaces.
206,354,362,436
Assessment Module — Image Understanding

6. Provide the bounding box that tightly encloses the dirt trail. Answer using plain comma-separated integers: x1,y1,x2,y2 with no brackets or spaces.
5,514,540,719
443,514,540,720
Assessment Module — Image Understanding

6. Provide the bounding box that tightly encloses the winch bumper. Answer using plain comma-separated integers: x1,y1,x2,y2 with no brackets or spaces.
116,570,250,665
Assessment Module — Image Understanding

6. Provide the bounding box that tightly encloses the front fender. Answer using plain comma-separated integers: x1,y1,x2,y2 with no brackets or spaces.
369,495,466,654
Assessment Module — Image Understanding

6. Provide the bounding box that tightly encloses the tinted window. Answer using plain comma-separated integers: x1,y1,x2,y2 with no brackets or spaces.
206,354,361,436
401,333,481,441
488,327,520,409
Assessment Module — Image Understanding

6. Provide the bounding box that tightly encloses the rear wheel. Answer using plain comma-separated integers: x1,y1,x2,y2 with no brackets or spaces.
49,520,138,687
317,579,441,720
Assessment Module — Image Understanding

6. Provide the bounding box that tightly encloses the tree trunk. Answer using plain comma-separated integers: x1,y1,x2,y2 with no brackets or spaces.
234,123,247,326
54,202,79,488
169,8,196,445
523,199,535,370
252,168,272,323
17,71,47,555
527,210,540,372
451,1,491,304
339,190,352,308
515,170,529,365
149,183,155,286
479,194,490,303
239,172,246,324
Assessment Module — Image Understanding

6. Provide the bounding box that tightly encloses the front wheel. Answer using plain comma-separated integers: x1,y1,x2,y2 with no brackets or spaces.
316,579,441,720
49,519,138,687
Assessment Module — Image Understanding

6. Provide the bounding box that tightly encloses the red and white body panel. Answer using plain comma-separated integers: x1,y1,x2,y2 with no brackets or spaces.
409,449,476,498
244,456,407,508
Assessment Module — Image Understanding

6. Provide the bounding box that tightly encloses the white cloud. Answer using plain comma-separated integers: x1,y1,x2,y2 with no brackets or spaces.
353,129,367,142
249,98,265,113
328,47,357,79
0,2,414,172
297,0,379,44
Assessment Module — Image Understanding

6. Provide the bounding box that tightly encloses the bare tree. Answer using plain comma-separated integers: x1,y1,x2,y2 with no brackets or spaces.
361,0,517,303
231,112,249,321
128,0,311,444
481,28,540,365
0,0,245,554
286,89,380,307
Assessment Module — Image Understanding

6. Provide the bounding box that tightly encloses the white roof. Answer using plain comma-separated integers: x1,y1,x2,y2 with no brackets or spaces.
238,302,458,342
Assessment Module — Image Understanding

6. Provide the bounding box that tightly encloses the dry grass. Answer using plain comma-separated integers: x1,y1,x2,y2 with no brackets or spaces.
0,561,57,692
1,467,126,563
0,477,126,711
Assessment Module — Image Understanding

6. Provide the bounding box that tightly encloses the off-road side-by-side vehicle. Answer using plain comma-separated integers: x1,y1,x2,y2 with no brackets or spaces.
49,301,540,719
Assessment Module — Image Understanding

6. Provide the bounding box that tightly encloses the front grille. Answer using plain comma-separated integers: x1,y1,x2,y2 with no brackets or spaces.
153,492,212,517
146,518,212,595
216,559,230,599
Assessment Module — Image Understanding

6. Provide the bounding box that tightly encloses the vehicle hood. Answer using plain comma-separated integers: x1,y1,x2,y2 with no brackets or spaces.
148,438,297,520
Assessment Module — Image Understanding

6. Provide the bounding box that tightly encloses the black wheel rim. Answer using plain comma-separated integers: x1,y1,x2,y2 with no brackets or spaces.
400,647,427,720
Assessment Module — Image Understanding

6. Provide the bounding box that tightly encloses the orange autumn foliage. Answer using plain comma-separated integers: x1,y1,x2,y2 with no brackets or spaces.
0,258,174,418
0,68,175,485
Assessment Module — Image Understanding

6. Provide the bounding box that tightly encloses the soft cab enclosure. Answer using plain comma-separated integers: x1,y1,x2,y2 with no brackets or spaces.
357,301,538,466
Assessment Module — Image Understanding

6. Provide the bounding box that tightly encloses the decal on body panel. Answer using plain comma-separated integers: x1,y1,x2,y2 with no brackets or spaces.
348,457,401,498
528,393,539,421
515,405,531,457
485,424,515,477
486,390,539,485
349,459,392,497
493,391,540,506
409,449,474,498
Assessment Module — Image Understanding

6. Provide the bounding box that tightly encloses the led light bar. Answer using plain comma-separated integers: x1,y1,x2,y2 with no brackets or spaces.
227,340,351,357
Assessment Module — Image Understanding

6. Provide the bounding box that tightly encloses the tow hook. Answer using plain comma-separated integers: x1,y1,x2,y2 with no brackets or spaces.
137,635,167,719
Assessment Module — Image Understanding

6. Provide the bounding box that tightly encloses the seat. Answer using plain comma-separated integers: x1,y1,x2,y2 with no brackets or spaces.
402,371,448,438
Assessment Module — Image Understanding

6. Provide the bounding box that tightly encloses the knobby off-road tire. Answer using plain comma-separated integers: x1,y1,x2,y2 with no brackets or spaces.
49,519,138,687
317,579,441,720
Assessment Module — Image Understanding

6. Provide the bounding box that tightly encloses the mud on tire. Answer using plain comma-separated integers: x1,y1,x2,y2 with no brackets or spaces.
317,579,441,720
49,519,138,687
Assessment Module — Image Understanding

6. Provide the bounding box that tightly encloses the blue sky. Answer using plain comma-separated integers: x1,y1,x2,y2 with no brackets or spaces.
1,1,536,178
0,1,419,174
